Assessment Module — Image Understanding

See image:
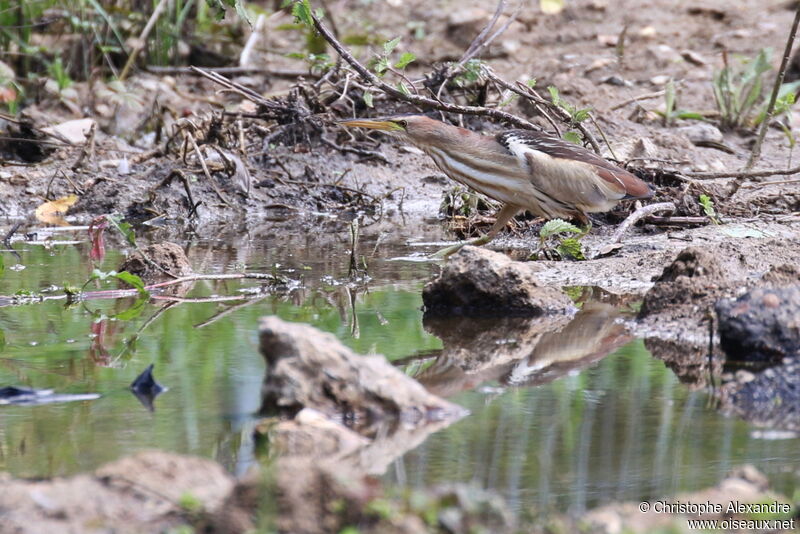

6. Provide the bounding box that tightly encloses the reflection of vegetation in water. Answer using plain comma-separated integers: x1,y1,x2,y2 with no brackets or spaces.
389,340,800,519
0,244,439,477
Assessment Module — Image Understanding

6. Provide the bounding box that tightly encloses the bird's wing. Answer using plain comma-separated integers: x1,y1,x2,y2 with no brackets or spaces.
496,130,654,200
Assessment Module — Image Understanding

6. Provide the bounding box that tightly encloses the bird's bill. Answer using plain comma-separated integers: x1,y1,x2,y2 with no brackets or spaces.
338,119,404,131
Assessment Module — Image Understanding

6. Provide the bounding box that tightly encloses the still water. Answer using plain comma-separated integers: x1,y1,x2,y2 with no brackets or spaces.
1,224,798,516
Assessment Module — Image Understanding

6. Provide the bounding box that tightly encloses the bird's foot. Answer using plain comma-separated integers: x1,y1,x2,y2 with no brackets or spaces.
429,235,492,260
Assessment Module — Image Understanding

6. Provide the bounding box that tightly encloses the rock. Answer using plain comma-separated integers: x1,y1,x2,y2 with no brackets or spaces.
649,74,671,85
638,245,747,318
677,123,723,145
259,316,466,429
118,242,192,280
644,336,718,389
572,466,790,534
762,263,800,286
267,408,370,458
715,286,800,362
0,451,234,534
718,357,800,430
422,247,573,317
42,118,95,145
681,49,707,66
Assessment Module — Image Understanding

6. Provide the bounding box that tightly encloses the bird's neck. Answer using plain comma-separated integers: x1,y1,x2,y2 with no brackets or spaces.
415,125,512,167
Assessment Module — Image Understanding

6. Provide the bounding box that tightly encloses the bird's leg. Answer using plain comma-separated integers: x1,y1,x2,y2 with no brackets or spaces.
431,204,520,259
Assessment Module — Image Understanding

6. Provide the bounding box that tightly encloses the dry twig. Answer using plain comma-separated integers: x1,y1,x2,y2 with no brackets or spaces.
309,11,539,130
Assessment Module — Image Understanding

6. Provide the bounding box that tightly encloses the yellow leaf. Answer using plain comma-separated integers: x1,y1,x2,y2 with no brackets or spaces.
35,194,78,225
540,0,565,14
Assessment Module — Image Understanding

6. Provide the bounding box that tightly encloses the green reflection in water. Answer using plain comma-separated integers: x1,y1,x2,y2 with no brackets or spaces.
1,238,799,520
0,242,440,477
388,340,800,518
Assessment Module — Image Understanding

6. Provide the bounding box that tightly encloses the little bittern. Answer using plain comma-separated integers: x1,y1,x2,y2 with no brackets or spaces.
340,115,653,254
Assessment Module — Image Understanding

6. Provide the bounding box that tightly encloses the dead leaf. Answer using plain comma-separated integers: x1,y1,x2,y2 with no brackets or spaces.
35,194,78,225
539,0,564,15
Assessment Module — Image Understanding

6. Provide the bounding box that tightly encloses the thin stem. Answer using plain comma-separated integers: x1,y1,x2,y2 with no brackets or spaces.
745,5,800,170
309,10,538,131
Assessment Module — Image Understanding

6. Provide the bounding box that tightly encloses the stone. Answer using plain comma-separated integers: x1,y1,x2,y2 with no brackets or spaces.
715,286,800,362
118,242,193,280
677,123,724,145
42,118,95,145
0,451,233,534
258,316,466,429
681,49,707,66
422,247,574,317
639,245,747,318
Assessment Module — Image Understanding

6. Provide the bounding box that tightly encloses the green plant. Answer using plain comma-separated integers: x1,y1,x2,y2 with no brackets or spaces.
658,78,705,126
699,194,720,224
548,86,590,144
712,48,799,130
47,57,72,92
533,219,587,260
367,36,417,95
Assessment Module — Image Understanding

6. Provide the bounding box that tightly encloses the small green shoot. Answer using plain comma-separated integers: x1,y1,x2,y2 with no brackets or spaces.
47,57,73,92
452,59,485,88
369,37,416,81
657,78,705,125
534,219,587,260
105,214,137,246
699,194,720,224
178,492,204,513
548,85,591,143
363,91,374,108
711,48,797,130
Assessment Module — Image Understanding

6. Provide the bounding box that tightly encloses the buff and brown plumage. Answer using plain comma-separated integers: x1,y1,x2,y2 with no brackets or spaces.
340,115,653,253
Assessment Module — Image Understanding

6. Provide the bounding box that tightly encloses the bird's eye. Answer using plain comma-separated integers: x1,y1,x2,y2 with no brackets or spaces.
397,120,408,128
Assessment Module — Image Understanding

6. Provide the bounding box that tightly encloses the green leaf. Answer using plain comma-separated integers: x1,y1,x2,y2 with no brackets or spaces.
363,91,374,108
563,131,582,144
234,0,252,26
557,238,585,260
675,111,706,120
113,295,148,321
547,85,560,106
374,57,389,75
394,52,416,69
0,253,4,278
291,0,313,26
699,194,720,224
114,271,149,298
572,108,591,123
396,82,410,96
526,78,537,88
383,36,401,55
105,215,136,246
540,218,582,239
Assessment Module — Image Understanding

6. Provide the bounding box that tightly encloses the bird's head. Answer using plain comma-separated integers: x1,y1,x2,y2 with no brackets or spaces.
338,115,445,146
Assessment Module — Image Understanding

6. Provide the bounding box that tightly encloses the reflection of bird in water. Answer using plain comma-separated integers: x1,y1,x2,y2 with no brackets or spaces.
405,303,631,397
504,302,631,386
340,115,654,256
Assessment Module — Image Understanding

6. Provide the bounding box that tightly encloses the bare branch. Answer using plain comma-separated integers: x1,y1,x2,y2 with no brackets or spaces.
309,10,539,130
